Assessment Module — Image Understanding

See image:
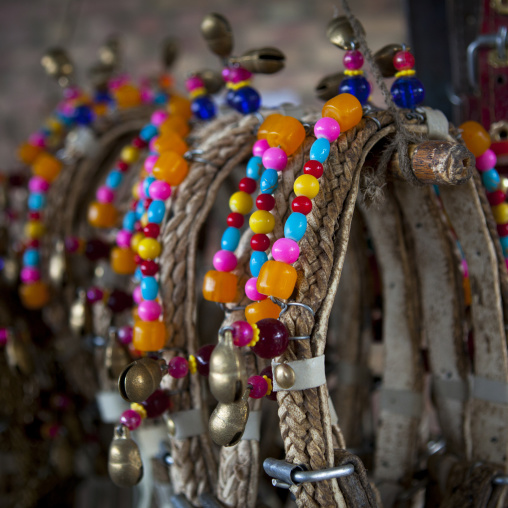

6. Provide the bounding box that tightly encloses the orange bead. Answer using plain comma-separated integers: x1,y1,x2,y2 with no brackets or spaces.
257,114,305,155
87,201,117,228
18,142,42,164
32,152,63,183
322,93,363,132
202,270,238,303
459,121,491,157
133,321,167,351
19,281,50,309
93,103,109,117
159,116,190,138
152,131,188,156
152,151,189,186
111,247,137,275
168,95,193,120
256,260,297,300
245,298,281,324
113,84,142,109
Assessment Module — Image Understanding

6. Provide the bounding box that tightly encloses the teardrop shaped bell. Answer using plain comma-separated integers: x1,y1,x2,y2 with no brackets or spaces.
49,240,66,287
326,16,365,50
373,43,404,77
118,357,165,403
315,72,346,101
237,47,285,74
69,288,93,338
200,13,234,57
195,69,224,94
108,426,143,487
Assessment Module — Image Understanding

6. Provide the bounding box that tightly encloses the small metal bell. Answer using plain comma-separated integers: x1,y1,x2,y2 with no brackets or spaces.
6,332,33,376
69,288,93,338
105,328,130,382
373,43,405,77
235,47,286,74
108,426,143,487
41,47,74,87
1,251,19,287
200,13,234,57
209,329,246,404
315,71,346,101
98,35,121,69
48,240,66,287
161,37,179,69
195,69,225,94
209,387,251,447
118,357,165,403
326,16,365,50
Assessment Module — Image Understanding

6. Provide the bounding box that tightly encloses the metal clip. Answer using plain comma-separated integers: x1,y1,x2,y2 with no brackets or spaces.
183,149,218,167
269,296,315,318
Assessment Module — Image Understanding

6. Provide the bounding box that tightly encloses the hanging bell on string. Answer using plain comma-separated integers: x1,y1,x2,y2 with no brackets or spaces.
326,16,365,50
315,71,347,101
6,331,33,376
48,239,67,287
161,37,178,70
41,47,74,88
234,47,286,74
104,328,131,382
195,69,225,94
200,13,234,57
69,288,93,338
108,425,143,487
118,356,166,403
373,43,405,77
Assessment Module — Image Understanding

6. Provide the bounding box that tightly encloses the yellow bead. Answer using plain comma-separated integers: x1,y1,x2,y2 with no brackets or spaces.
152,151,189,186
245,298,281,324
19,281,50,309
32,152,63,183
130,403,147,419
140,213,149,227
202,270,238,303
138,238,161,260
18,143,42,164
322,93,363,132
249,210,275,234
257,114,306,155
257,260,297,300
229,191,253,215
159,116,190,138
132,182,140,199
459,121,491,157
87,201,117,228
294,174,320,199
25,221,45,239
111,247,137,275
168,95,193,120
133,320,167,351
45,118,64,135
130,232,144,252
121,145,140,164
492,203,508,224
152,131,188,156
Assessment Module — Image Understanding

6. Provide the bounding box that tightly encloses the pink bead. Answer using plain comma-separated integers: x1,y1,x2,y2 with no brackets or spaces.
221,67,232,82
231,320,254,347
476,149,497,171
248,375,268,399
117,325,133,345
262,147,288,171
343,50,364,70
116,230,133,248
150,110,168,126
59,102,75,117
96,185,115,203
186,75,205,91
133,286,143,304
213,250,238,272
29,176,50,193
149,138,158,153
138,300,162,321
120,409,142,430
462,259,469,278
505,258,508,272
63,86,81,100
29,132,46,148
229,67,252,83
137,181,146,200
149,180,172,200
140,88,154,104
65,236,80,253
86,286,104,304
314,117,341,143
144,154,158,173
245,277,267,301
393,51,415,71
0,328,8,346
272,238,300,264
253,139,270,157
168,356,189,378
20,266,40,283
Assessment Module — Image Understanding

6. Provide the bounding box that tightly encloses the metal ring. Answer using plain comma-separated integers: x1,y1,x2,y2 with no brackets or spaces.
270,296,315,318
289,335,311,340
183,149,218,167
219,325,234,336
363,114,381,131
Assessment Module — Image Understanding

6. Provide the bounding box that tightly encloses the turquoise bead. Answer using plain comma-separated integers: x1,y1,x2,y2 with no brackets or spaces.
482,168,500,192
147,200,165,224
141,276,159,300
284,212,307,242
123,211,137,232
28,193,46,211
246,156,263,180
500,236,508,257
134,267,142,282
260,168,278,194
221,227,241,251
310,138,330,163
106,170,123,189
140,124,158,142
23,249,40,266
143,176,156,197
250,251,268,277
135,200,145,219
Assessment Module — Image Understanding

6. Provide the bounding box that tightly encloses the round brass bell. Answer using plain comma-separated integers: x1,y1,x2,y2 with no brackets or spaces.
236,47,285,74
118,357,165,403
161,37,178,69
373,43,405,77
200,13,234,57
41,47,74,87
315,72,346,101
195,69,224,94
274,364,295,390
108,426,143,488
326,16,365,50
99,35,121,69
209,330,246,404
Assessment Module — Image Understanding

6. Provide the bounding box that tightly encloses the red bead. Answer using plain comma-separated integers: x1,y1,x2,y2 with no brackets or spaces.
487,190,506,206
196,344,215,376
304,160,324,178
132,136,147,149
251,233,270,251
29,211,41,220
260,365,277,401
231,321,253,347
117,325,133,345
117,160,129,172
65,236,79,253
168,356,188,378
140,260,159,276
26,239,40,249
239,177,257,194
131,201,138,211
141,389,171,417
291,196,312,215
393,50,415,71
134,254,143,265
106,289,133,313
251,318,289,359
143,223,160,238
248,375,268,399
85,238,110,261
227,212,244,228
134,221,143,232
497,223,508,237
86,286,104,304
256,194,275,211
143,198,153,209
120,409,141,430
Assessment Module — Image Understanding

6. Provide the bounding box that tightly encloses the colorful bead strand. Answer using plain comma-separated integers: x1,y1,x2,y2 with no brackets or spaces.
390,48,425,109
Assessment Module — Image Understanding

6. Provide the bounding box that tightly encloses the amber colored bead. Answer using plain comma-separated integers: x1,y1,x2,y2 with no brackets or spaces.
114,84,142,109
152,131,188,156
257,114,305,156
245,298,281,324
257,260,297,300
202,270,238,303
152,151,189,186
492,203,508,224
459,121,491,157
93,103,108,117
32,152,63,183
168,95,193,120
19,281,50,309
133,320,167,351
322,93,363,132
87,201,117,228
25,221,45,239
111,247,137,275
18,143,42,164
159,116,190,138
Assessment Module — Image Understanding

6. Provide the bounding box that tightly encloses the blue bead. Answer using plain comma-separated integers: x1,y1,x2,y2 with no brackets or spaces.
94,90,112,104
134,267,143,282
260,168,278,194
250,251,268,277
231,86,261,114
73,105,95,125
225,89,236,108
141,276,159,300
221,227,241,251
338,76,371,105
390,76,425,109
135,200,146,219
143,176,156,198
154,92,168,105
28,193,46,211
500,236,508,258
123,211,137,232
482,168,501,192
191,95,216,120
140,124,159,142
23,249,40,266
246,156,263,180
106,170,123,190
284,212,307,242
310,138,331,163
147,200,165,224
